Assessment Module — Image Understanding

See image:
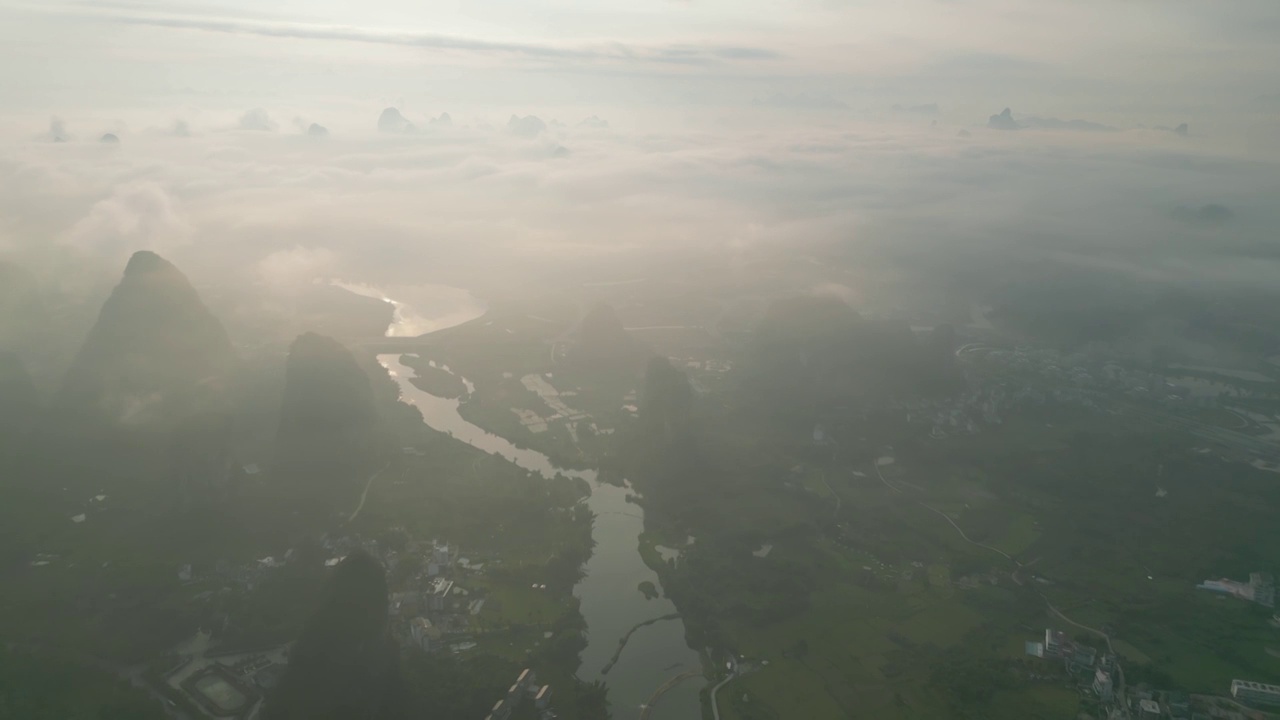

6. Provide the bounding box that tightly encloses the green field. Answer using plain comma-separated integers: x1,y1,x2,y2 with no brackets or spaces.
991,512,1040,557
985,685,1080,720
471,578,577,629
0,646,166,720
624,388,1280,719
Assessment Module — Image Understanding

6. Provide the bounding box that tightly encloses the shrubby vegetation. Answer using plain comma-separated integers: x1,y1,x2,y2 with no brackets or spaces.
0,646,164,720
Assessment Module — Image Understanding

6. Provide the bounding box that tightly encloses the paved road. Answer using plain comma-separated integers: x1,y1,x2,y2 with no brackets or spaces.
1046,602,1112,654
1045,600,1128,716
709,655,739,720
873,460,903,494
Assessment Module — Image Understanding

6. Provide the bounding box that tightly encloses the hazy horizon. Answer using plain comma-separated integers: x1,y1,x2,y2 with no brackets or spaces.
3,0,1280,310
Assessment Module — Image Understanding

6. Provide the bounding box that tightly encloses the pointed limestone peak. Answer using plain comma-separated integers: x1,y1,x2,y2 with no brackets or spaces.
58,251,235,423
123,249,175,277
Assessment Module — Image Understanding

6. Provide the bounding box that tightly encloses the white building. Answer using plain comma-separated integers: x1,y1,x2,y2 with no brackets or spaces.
486,698,510,720
432,543,451,567
409,617,438,652
428,578,454,611
1232,679,1280,707
1043,628,1067,657
534,685,552,709
1198,571,1275,608
1092,668,1113,701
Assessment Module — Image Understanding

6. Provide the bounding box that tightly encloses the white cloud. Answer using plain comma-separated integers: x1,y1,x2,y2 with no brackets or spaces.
40,5,783,69
0,105,1272,311
256,245,337,290
61,182,192,264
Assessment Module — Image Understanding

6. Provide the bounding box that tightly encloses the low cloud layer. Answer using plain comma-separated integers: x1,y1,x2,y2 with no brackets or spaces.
256,245,338,290
1,104,1277,312
62,182,192,263
0,0,1276,317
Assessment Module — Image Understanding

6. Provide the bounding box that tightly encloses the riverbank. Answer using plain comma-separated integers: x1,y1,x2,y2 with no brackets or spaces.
600,613,681,675
378,352,706,719
403,360,468,399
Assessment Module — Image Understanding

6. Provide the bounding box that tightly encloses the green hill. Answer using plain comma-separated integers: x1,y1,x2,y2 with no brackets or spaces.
274,332,379,508
57,251,236,424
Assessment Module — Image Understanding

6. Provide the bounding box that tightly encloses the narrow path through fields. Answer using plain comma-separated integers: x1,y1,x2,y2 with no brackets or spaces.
918,503,1016,563
1045,602,1112,653
346,463,390,524
874,459,903,494
709,656,738,720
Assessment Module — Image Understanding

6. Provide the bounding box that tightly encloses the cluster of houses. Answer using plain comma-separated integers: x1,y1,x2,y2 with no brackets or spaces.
899,383,1029,438
164,529,566,718
964,345,1166,395
380,540,558,720
211,531,490,655
356,537,494,653
1027,627,1194,719
1026,628,1107,674
1197,572,1276,609
1026,627,1280,719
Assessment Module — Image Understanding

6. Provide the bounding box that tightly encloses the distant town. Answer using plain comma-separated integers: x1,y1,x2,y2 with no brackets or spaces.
1025,625,1280,720
151,529,561,719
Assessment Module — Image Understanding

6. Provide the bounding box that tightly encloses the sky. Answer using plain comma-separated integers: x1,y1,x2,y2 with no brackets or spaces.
1,0,1278,307
2,0,1275,119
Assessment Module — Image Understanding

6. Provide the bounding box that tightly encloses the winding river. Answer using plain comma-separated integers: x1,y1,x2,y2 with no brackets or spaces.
332,280,488,337
371,289,704,720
